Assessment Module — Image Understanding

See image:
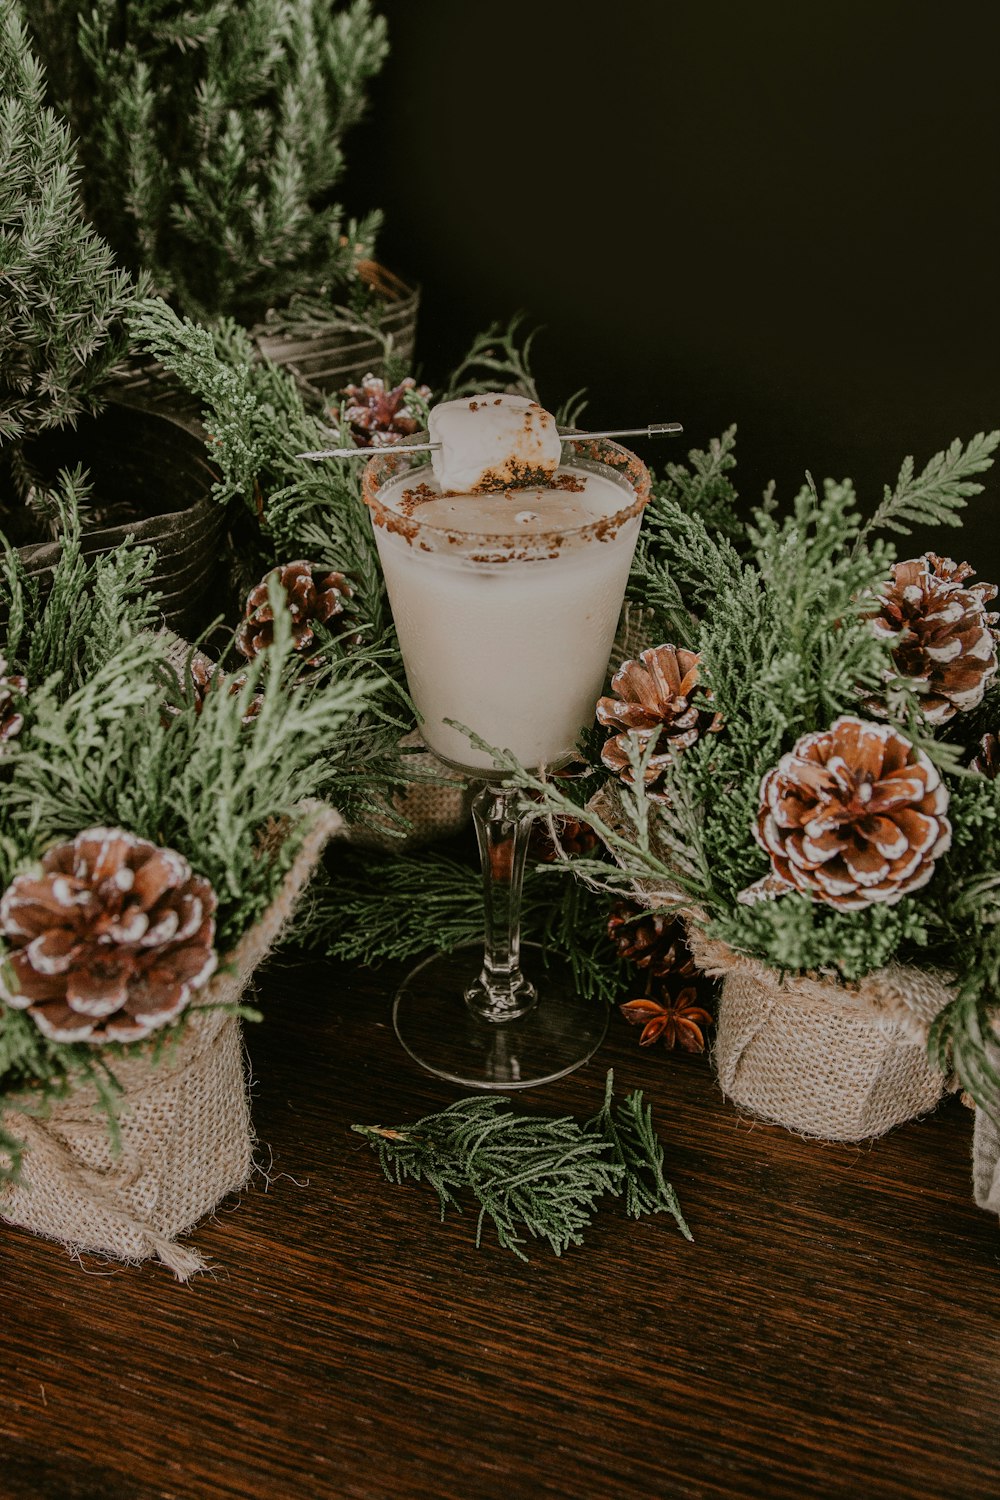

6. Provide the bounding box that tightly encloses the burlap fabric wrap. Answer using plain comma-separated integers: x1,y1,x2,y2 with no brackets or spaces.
347,729,473,851
0,802,342,1280
687,930,953,1142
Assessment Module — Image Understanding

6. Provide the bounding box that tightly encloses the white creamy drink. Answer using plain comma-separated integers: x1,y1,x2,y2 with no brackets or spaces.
368,455,645,771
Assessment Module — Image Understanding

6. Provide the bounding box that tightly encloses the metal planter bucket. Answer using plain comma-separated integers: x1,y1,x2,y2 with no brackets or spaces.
11,403,226,638
251,262,420,406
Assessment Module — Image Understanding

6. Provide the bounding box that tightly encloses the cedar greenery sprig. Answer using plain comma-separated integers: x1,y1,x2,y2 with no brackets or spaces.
128,296,393,634
439,314,589,430
857,431,998,545
2,586,373,951
352,1069,689,1260
586,1070,691,1235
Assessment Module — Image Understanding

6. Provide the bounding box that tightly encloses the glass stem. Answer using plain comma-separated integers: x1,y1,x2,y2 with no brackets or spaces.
465,783,538,1023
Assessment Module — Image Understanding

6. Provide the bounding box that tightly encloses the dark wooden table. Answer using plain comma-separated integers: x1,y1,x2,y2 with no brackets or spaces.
2,953,998,1500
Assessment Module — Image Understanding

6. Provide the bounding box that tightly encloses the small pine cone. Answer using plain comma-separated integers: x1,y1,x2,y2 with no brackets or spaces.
529,814,600,863
972,733,1000,777
188,656,263,725
754,715,951,910
864,553,999,724
235,560,356,663
341,374,432,448
0,830,217,1044
597,645,721,800
0,656,27,745
607,902,698,982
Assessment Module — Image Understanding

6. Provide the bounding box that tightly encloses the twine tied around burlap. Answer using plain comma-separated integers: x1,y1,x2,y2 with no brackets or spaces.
0,801,343,1280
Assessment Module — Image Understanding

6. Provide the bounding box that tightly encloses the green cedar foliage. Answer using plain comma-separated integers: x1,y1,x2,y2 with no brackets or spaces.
127,296,421,836
352,1070,689,1260
28,0,387,324
129,296,390,623
0,507,382,1179
0,9,135,442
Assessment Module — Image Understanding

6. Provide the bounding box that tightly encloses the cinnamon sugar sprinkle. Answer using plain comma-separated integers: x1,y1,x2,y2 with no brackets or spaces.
397,469,586,517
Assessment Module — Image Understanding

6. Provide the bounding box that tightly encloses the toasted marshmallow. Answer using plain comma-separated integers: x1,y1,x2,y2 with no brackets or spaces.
429,393,562,492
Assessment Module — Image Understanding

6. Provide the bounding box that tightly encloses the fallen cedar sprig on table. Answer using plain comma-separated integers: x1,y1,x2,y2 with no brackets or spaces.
351,1070,691,1260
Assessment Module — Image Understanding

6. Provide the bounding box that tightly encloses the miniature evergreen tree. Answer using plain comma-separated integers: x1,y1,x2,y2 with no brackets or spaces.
27,0,388,326
0,8,135,442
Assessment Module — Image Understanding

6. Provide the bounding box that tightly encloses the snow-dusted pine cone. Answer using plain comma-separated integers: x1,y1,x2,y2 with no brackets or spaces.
0,656,27,745
235,560,356,663
597,645,721,800
342,374,431,448
753,716,951,910
864,553,999,724
0,830,217,1044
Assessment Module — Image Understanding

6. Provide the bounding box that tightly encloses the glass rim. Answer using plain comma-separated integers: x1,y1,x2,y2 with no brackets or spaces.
360,433,651,550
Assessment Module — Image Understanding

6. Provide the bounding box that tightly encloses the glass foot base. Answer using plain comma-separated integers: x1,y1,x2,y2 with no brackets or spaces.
393,942,608,1091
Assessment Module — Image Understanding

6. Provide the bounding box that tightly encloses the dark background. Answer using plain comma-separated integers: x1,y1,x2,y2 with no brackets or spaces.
342,0,1000,570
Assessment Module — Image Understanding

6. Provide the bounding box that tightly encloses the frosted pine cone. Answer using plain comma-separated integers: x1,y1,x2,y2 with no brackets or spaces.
864,553,999,723
235,560,356,663
0,830,217,1044
0,656,27,745
342,374,431,448
597,645,721,800
753,716,951,910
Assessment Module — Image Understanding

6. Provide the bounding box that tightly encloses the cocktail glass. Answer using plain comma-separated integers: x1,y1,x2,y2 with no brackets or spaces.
362,437,651,1089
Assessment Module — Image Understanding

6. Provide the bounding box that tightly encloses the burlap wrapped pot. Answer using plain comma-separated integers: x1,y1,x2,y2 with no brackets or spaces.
687,930,952,1141
0,802,342,1279
586,781,952,1142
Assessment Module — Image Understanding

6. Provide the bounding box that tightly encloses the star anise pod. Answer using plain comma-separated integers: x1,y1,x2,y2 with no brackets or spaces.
341,374,431,448
620,988,713,1051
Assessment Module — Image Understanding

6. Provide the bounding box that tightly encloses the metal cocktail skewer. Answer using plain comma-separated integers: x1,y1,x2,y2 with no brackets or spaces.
295,421,683,461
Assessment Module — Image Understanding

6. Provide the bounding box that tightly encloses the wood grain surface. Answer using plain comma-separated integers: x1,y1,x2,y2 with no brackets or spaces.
1,952,997,1500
